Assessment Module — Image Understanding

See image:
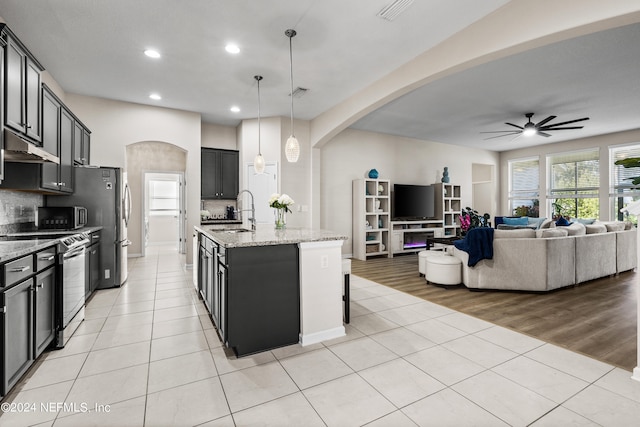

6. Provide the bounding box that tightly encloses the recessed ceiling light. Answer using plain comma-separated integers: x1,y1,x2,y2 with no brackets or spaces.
149,93,162,100
225,44,240,54
230,106,240,113
144,49,161,58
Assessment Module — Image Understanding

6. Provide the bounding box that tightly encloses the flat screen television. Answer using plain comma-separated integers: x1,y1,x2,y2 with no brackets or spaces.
392,184,435,220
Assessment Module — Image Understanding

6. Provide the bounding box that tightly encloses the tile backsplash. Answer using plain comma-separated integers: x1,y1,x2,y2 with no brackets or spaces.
0,190,42,234
201,199,237,220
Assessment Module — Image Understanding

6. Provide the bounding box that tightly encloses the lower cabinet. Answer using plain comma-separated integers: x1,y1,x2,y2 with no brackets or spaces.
1,278,34,396
197,232,300,357
34,267,56,358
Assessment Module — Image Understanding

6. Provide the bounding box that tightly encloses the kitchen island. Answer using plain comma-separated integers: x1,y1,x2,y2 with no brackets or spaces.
194,225,346,356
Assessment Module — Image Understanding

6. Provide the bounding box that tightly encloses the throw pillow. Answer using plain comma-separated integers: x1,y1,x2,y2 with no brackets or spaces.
527,217,547,229
555,216,570,226
503,217,529,226
575,218,596,225
585,224,607,234
539,218,556,229
536,228,569,238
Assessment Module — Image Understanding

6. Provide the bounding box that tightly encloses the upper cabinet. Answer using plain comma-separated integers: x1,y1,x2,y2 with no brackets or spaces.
73,121,90,165
201,148,239,199
2,25,44,144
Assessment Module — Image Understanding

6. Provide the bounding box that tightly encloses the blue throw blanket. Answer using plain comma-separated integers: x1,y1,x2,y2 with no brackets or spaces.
453,227,494,267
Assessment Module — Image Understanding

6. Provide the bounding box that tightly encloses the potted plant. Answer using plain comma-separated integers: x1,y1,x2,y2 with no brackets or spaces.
459,207,491,235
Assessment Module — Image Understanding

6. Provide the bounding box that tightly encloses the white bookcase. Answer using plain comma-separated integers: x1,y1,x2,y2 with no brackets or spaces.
352,179,390,260
434,182,462,237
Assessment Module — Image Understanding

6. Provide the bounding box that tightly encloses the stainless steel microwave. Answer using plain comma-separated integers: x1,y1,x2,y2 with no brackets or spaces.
37,206,88,230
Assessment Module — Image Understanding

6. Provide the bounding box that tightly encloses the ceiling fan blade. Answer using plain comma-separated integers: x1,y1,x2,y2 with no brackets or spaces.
541,117,589,127
538,131,552,137
483,132,520,140
539,126,584,131
480,130,524,134
535,115,556,127
505,122,524,130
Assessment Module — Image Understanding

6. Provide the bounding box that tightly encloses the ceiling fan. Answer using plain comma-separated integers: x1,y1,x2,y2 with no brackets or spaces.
482,113,589,140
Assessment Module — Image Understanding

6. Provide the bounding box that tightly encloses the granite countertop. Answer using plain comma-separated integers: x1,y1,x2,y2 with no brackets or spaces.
0,226,104,263
195,224,347,248
2,226,103,238
201,219,242,225
0,239,59,263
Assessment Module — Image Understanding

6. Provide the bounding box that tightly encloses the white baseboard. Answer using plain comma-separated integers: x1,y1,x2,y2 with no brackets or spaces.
300,326,345,346
632,367,640,382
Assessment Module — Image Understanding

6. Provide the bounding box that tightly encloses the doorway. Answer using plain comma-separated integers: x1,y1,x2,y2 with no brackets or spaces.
143,172,186,255
472,163,495,221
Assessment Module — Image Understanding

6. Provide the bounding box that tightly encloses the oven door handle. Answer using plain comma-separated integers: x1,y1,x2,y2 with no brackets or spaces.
63,246,85,259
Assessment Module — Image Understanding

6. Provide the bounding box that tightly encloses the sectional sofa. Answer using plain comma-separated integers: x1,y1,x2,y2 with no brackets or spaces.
452,221,637,292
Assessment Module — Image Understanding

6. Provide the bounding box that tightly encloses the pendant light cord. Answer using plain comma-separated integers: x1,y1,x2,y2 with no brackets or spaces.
255,75,263,155
287,30,296,137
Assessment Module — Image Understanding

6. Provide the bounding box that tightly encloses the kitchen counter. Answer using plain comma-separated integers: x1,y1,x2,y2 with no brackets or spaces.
194,224,348,351
200,219,242,225
0,226,103,262
0,239,58,262
195,224,347,248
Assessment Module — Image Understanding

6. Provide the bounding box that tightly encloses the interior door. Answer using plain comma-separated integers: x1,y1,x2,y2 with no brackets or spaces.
246,162,278,224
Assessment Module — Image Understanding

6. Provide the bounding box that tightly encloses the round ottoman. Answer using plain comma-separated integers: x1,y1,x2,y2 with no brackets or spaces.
426,255,462,286
418,251,445,276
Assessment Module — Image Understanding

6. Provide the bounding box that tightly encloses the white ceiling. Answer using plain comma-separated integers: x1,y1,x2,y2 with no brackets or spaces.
0,0,638,152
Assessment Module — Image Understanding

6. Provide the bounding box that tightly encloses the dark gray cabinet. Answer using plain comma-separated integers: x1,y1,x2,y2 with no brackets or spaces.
0,38,4,183
2,25,43,144
73,121,90,165
87,231,101,296
1,244,57,397
1,278,34,396
41,85,61,191
201,148,239,199
34,267,55,358
59,107,74,193
196,232,300,357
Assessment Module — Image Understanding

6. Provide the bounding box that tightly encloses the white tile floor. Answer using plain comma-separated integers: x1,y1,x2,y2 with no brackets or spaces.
2,244,640,426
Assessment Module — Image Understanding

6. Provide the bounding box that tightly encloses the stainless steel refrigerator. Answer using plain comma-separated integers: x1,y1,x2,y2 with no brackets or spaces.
47,166,132,288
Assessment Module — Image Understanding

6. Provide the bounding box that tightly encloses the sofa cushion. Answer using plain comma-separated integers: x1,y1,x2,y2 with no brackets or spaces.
494,228,536,239
503,217,529,226
565,222,586,236
585,224,607,234
605,222,626,232
497,224,535,230
536,228,569,238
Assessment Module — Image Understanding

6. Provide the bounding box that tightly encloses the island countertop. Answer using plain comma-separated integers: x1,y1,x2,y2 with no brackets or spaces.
195,224,347,248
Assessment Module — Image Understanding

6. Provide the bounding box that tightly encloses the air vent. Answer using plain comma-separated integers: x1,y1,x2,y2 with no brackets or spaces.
289,87,309,99
377,0,415,21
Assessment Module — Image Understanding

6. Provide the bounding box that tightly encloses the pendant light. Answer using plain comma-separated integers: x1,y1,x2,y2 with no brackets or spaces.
254,75,266,174
284,29,300,163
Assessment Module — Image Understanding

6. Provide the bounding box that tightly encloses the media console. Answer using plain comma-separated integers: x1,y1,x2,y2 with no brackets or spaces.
390,220,444,256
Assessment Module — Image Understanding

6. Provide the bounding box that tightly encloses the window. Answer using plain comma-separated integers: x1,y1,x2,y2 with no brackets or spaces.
610,143,640,223
547,149,599,219
149,180,179,216
508,157,539,217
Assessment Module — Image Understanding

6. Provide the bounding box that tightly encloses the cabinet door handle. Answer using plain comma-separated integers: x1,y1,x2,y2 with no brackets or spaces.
37,283,44,288
26,124,32,129
39,255,55,261
10,266,30,273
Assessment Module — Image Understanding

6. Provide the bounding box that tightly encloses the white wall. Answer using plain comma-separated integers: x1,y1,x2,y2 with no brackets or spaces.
321,128,500,255
65,94,201,265
202,122,237,150
499,129,640,220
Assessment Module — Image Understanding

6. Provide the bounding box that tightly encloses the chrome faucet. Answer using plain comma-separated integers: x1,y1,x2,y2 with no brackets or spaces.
237,189,256,231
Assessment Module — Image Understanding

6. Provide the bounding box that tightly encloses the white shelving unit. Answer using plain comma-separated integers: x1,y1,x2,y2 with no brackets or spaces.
434,182,462,237
352,179,390,260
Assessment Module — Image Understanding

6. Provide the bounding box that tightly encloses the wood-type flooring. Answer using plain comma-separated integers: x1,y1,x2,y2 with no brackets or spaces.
351,254,638,371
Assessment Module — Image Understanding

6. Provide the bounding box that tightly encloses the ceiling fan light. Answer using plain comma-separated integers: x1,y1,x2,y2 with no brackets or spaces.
254,153,265,174
285,135,300,162
523,124,537,137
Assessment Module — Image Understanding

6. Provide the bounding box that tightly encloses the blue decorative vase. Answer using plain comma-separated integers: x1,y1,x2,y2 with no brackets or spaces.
368,169,379,179
441,167,450,183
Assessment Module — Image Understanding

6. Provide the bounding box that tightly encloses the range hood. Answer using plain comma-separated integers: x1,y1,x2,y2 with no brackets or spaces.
3,129,60,164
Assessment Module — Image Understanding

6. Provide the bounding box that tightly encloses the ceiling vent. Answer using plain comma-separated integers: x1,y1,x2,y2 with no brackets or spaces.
376,0,415,21
290,87,309,99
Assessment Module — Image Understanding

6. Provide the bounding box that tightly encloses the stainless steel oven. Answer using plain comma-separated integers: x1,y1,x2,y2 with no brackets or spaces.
56,233,89,348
